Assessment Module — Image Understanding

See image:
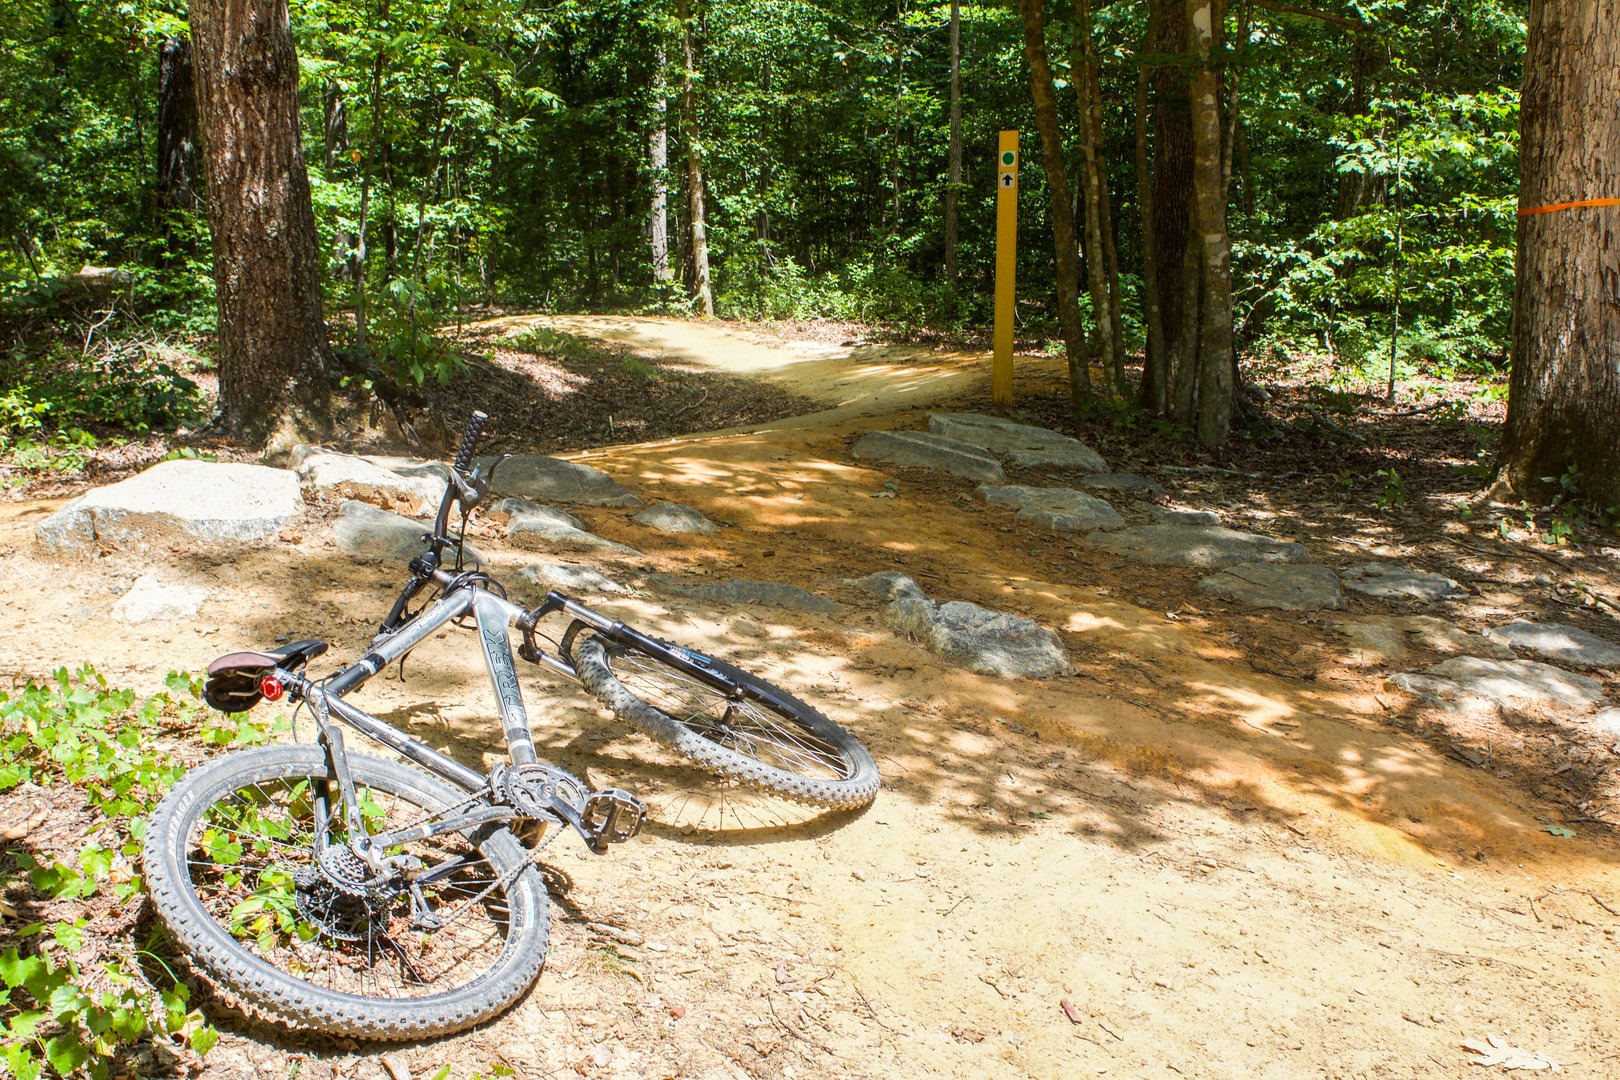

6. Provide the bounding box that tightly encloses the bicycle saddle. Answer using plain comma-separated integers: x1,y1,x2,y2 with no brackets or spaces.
204,640,329,714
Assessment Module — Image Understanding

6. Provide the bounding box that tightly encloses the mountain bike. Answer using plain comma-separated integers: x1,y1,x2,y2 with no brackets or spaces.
143,410,878,1038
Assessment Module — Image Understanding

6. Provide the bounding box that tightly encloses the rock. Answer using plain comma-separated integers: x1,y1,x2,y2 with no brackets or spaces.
1388,657,1607,716
1330,615,1511,667
290,446,445,515
518,562,627,595
648,576,839,613
1079,472,1166,497
1483,620,1620,671
1082,524,1308,567
1143,504,1222,526
850,430,1006,483
1340,564,1466,603
631,502,719,535
977,484,1124,533
1591,708,1620,738
885,598,1070,678
332,501,486,563
500,500,639,557
484,454,640,507
1331,619,1411,667
36,460,303,552
926,413,1108,473
834,571,927,602
1199,562,1344,611
111,573,210,623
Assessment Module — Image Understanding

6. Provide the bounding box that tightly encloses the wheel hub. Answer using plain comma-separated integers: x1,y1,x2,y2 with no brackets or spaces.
293,846,398,940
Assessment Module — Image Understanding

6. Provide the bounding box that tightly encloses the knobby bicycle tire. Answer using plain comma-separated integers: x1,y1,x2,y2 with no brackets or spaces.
144,746,549,1039
572,634,879,810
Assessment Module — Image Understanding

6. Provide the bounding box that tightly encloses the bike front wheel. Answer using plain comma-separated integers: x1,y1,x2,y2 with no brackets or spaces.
572,634,879,810
144,746,549,1039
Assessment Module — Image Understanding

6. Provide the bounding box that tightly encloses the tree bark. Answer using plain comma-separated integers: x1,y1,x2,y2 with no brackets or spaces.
649,46,673,285
1136,61,1168,413
944,0,963,283
1145,0,1195,419
155,36,198,213
1498,0,1620,505
1188,0,1235,446
677,0,713,316
1071,0,1123,390
189,0,331,444
1018,0,1091,409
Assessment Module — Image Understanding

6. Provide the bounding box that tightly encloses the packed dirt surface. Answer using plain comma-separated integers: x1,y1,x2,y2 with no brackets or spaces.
5,315,1620,1079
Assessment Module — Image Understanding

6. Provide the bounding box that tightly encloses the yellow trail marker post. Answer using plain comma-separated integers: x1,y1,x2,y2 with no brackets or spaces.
992,130,1018,407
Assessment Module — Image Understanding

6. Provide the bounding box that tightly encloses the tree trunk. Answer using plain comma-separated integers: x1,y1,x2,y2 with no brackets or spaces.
677,0,713,316
944,0,962,283
1018,0,1091,410
1188,0,1235,446
189,0,331,445
156,36,198,214
649,46,673,285
1136,61,1168,413
1145,0,1195,419
1498,0,1620,505
1071,0,1123,391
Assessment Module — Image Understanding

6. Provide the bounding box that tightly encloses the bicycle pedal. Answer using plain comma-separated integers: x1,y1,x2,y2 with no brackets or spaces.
581,788,646,850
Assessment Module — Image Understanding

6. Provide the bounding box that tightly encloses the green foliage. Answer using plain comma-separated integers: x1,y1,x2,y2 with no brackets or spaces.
0,666,282,1077
1374,467,1407,510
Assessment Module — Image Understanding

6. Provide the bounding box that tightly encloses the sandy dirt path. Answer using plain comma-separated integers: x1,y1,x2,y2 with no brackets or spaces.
4,316,1618,1079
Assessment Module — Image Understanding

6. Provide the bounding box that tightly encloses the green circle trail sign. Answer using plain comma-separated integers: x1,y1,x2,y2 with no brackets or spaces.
1000,150,1017,168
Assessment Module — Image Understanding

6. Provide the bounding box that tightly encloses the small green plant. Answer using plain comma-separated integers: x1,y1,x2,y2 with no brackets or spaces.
1374,467,1407,509
617,356,657,380
0,666,282,1077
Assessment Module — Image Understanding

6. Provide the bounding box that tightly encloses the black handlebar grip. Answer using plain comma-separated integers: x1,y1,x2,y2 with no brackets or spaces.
451,410,489,474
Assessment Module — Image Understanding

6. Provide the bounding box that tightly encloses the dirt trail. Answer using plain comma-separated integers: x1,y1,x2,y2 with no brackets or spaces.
4,317,1619,1079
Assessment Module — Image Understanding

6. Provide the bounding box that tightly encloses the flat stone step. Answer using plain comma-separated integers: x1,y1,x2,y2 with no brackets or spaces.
1199,562,1344,611
483,454,641,507
927,412,1108,472
1388,656,1607,716
1483,620,1620,671
1082,524,1308,567
1341,563,1466,603
851,430,1006,483
977,484,1124,533
332,501,486,563
631,502,719,535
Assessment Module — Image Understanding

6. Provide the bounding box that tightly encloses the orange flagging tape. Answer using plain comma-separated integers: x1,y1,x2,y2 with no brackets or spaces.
1518,197,1620,217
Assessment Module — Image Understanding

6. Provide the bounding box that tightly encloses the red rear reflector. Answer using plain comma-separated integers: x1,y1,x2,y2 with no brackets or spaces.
259,675,285,702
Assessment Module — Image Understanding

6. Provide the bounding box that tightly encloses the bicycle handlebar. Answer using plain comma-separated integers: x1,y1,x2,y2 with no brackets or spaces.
451,410,489,475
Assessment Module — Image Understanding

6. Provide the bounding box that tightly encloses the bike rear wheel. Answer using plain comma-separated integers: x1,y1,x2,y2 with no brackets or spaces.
572,634,879,810
144,746,548,1038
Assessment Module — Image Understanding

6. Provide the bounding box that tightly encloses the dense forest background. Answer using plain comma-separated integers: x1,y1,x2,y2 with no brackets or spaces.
1,0,1523,373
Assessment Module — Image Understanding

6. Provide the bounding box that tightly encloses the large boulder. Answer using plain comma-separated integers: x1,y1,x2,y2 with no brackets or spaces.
37,460,303,552
927,413,1107,473
331,500,486,563
290,446,444,516
851,430,1006,483
484,454,641,507
885,598,1070,678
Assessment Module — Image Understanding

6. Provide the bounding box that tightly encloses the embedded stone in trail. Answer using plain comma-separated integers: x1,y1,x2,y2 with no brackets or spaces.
1143,504,1222,526
1199,562,1344,611
494,498,640,556
1340,564,1466,603
834,571,927,602
1483,620,1620,671
36,460,303,552
1592,708,1620,738
631,502,719,535
850,430,1006,483
333,500,487,563
648,576,840,613
1079,472,1166,497
519,562,626,596
1388,657,1606,716
1081,524,1307,567
111,573,210,623
885,598,1070,678
977,484,1124,533
290,446,444,516
483,454,641,507
927,413,1108,473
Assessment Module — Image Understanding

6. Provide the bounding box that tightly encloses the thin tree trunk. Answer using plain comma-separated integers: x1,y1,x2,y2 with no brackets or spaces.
1498,0,1620,505
1018,0,1091,409
323,82,348,179
944,0,962,283
1147,0,1196,420
677,0,713,316
649,46,672,285
1136,61,1168,413
1188,0,1235,446
188,0,331,444
155,36,198,214
1071,0,1123,391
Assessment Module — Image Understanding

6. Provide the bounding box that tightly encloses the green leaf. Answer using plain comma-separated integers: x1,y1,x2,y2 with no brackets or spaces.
0,949,46,989
1545,824,1576,838
43,1032,88,1075
190,1023,219,1057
